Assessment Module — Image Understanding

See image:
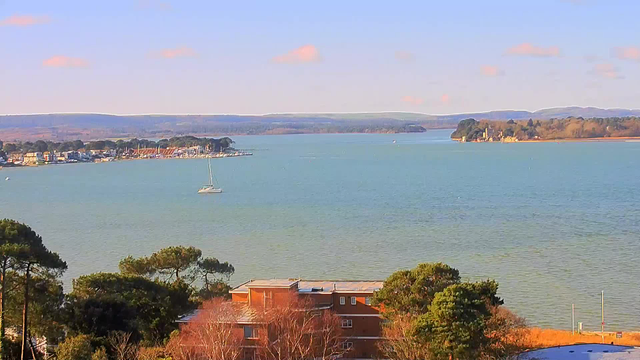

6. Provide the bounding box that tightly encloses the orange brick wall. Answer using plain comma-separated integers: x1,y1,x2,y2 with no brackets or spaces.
232,292,248,302
333,293,380,314
248,288,297,308
343,339,382,359
231,287,382,359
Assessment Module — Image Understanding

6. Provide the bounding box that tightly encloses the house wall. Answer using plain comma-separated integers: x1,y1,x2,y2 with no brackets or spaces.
232,292,248,302
300,293,333,306
333,293,380,315
332,293,381,358
248,287,296,308
232,286,382,359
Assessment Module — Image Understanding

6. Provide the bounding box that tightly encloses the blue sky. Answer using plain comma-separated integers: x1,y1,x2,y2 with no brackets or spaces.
1,0,639,115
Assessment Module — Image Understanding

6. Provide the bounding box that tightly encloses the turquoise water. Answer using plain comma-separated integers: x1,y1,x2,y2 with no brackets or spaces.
1,129,639,330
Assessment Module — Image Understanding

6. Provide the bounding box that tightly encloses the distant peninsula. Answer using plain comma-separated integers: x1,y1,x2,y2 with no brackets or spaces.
451,117,640,142
0,136,251,167
2,106,640,141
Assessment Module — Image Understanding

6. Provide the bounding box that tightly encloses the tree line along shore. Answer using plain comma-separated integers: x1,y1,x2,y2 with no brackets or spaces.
0,136,251,167
451,116,640,142
1,219,638,360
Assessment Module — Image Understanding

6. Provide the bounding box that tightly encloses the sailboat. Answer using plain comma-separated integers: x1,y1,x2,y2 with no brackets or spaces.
198,158,222,194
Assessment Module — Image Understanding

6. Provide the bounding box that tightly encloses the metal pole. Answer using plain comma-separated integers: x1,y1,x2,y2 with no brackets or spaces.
601,290,605,344
572,304,575,335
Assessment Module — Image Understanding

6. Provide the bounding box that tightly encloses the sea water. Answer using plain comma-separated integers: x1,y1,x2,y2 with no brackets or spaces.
1,129,639,330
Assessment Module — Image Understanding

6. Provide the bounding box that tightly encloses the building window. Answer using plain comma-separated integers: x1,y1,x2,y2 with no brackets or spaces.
342,341,353,350
365,297,372,305
339,296,346,305
341,319,353,328
264,291,273,308
351,296,357,305
244,326,258,339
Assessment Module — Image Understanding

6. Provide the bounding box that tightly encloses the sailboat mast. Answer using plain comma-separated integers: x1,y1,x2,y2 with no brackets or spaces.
208,158,214,185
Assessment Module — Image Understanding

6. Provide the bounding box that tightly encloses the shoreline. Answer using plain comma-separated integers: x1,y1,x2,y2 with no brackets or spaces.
453,136,640,143
0,151,253,170
526,328,640,348
522,136,640,143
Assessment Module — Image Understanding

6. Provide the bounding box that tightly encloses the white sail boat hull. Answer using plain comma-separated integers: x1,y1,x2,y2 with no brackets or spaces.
198,158,222,194
198,186,222,194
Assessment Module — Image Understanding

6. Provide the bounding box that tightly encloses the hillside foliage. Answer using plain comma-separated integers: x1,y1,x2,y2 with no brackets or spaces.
452,117,640,141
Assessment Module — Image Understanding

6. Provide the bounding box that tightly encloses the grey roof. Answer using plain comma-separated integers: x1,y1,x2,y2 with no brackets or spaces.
177,303,259,324
245,279,299,288
230,279,383,294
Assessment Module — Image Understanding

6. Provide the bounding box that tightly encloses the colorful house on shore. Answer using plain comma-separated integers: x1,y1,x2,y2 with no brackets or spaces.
23,152,44,165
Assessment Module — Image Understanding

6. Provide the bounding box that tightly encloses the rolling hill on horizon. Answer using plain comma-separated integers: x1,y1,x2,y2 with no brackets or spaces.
2,107,640,141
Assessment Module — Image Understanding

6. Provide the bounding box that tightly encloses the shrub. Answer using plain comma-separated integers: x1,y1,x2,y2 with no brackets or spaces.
57,335,93,360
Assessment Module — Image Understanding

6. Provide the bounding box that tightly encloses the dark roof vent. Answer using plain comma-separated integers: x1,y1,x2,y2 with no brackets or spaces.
311,287,324,292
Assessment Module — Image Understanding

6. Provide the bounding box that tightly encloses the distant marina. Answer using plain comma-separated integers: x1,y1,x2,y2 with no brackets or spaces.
0,136,252,168
0,148,252,167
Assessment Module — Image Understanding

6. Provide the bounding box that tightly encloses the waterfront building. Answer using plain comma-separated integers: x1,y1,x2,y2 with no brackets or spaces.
62,151,81,161
483,127,495,141
180,278,384,359
9,152,23,163
23,152,44,165
43,151,57,163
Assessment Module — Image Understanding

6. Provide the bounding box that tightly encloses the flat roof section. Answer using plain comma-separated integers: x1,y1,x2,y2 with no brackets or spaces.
245,279,300,288
231,279,383,294
299,280,383,293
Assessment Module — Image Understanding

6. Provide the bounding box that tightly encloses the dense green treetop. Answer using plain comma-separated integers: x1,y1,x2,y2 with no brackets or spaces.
2,136,235,154
416,283,494,360
69,272,196,343
0,219,67,273
373,262,460,316
64,294,137,340
1,220,37,258
4,271,66,340
198,257,235,282
119,246,202,283
197,257,235,300
56,335,94,360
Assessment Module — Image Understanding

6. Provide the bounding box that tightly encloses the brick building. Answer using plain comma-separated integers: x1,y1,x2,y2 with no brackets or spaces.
181,278,384,359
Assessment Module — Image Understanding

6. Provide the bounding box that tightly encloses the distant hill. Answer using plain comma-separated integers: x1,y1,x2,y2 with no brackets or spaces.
2,107,640,141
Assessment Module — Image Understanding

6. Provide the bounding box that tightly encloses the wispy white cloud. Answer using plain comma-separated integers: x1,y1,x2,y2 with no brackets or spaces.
592,63,623,79
0,14,50,27
614,46,640,61
481,65,504,77
395,51,415,62
156,47,197,59
506,43,560,57
42,56,89,68
272,45,321,64
401,95,424,105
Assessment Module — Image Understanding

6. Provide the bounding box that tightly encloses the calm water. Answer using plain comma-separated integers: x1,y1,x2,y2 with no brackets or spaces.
1,129,639,330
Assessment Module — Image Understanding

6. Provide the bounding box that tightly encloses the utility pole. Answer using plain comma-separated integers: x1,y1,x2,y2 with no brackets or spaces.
572,304,575,335
601,290,605,344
